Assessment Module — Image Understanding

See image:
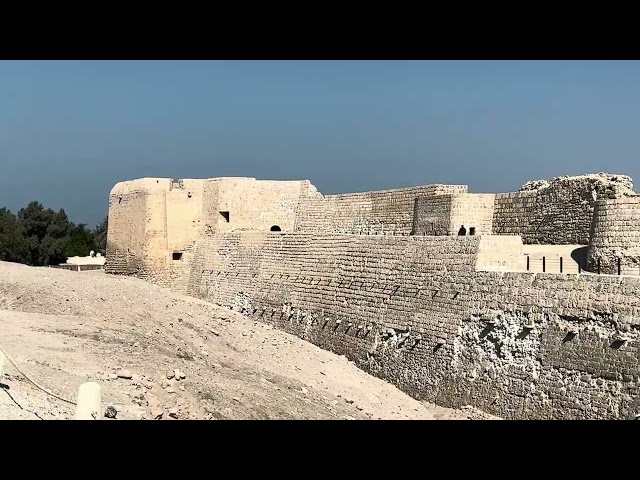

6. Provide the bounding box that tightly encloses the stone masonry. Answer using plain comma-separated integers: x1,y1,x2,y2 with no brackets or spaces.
106,172,640,419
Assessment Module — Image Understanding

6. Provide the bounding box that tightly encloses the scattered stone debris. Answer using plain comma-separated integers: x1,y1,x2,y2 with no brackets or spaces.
104,406,118,419
117,370,133,380
168,407,179,419
151,408,164,420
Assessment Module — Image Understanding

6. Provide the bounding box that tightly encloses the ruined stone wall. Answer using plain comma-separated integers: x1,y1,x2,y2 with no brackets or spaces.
492,174,634,245
294,185,468,235
185,232,639,419
587,196,640,274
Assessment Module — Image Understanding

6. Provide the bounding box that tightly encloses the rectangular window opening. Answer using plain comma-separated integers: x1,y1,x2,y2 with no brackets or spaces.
469,227,476,236
220,211,230,222
172,252,183,261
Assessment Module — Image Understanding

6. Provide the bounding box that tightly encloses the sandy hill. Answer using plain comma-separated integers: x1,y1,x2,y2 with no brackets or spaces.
0,261,494,420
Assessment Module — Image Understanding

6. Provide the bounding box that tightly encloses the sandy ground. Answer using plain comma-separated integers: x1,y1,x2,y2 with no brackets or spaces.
0,261,496,420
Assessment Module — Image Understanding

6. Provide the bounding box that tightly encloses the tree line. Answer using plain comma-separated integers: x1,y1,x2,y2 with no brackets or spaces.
0,201,108,266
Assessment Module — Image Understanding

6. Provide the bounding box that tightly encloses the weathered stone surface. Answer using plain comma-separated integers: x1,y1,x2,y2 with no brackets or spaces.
105,173,640,420
104,406,118,419
494,173,634,245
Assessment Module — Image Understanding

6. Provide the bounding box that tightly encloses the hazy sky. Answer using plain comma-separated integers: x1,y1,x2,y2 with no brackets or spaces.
2,60,640,227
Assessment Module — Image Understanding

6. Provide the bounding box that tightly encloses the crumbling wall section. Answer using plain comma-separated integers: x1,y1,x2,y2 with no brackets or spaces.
187,232,640,419
493,173,634,245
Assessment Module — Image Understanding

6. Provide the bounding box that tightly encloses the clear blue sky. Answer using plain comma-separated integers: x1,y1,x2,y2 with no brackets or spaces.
2,60,640,227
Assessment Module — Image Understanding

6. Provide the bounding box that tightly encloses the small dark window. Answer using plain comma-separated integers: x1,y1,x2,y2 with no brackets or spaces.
220,211,230,222
458,225,466,236
172,252,183,261
469,227,476,236
270,225,281,232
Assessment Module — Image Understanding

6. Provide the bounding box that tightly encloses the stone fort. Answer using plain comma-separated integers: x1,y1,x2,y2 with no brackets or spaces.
106,173,640,419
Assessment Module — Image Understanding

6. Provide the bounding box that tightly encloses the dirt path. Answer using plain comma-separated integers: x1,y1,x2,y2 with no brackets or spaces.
0,261,496,420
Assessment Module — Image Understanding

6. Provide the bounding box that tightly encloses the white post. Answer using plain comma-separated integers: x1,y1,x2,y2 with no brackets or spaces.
75,382,102,420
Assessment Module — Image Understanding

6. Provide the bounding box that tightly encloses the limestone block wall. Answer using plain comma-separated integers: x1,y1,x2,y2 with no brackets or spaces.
492,190,539,240
106,178,171,278
412,195,452,235
107,178,205,284
449,194,495,235
294,184,468,235
214,178,316,234
107,177,320,280
492,187,596,245
185,232,640,419
412,193,496,237
166,179,205,254
492,174,635,245
587,196,640,274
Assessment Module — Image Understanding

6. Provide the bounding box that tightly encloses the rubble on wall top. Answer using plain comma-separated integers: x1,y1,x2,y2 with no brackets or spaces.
519,173,636,199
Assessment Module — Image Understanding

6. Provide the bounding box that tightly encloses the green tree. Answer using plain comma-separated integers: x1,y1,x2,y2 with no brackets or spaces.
18,201,54,264
0,208,29,263
93,215,108,254
3,201,100,266
67,223,97,257
17,202,80,266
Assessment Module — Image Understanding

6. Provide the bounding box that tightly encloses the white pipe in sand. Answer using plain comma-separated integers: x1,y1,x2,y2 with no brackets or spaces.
74,382,102,420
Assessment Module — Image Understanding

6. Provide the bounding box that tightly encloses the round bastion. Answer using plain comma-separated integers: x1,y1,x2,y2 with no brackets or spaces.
587,195,640,274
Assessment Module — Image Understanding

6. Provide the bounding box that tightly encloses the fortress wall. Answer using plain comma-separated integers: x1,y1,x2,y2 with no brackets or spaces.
294,185,468,235
107,177,318,283
475,235,525,271
166,179,205,253
214,178,313,234
202,179,223,233
186,232,640,419
492,185,596,245
449,194,496,235
142,187,169,283
587,197,640,274
106,179,171,277
492,174,634,245
412,195,452,235
412,193,495,237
